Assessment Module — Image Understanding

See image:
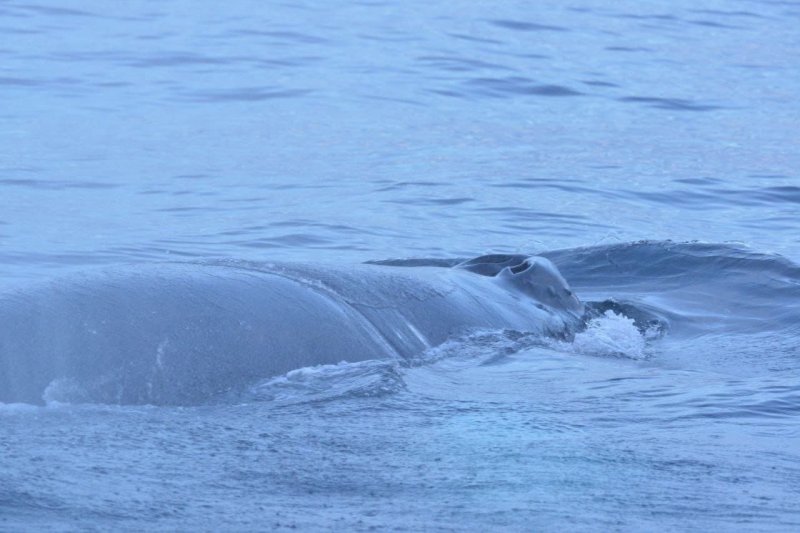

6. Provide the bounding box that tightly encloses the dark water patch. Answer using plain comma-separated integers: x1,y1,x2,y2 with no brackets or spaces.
133,31,173,41
362,94,424,106
632,184,800,208
56,49,318,70
155,206,227,214
105,244,202,259
428,88,464,98
220,197,278,206
0,26,42,34
416,55,514,72
605,46,651,52
740,215,800,232
489,180,607,196
587,164,622,170
672,177,725,186
365,258,461,268
168,189,216,196
732,62,782,71
474,206,601,226
357,32,420,43
0,251,125,267
567,6,594,13
750,185,800,204
748,174,791,180
0,487,68,515
490,50,551,61
125,53,232,68
256,57,323,68
582,80,619,87
93,81,132,88
669,391,800,420
447,33,504,45
523,84,581,96
466,77,583,98
13,4,94,18
27,6,158,23
0,179,118,190
615,13,679,22
214,228,268,237
488,176,584,185
375,181,448,192
229,29,329,45
145,240,223,256
619,96,723,112
353,0,393,6
630,189,744,208
177,88,312,103
489,20,569,32
266,219,381,236
689,9,767,19
0,77,43,87
234,234,336,248
384,197,474,206
688,19,742,29
45,50,128,63
174,174,213,180
428,197,474,206
252,181,338,191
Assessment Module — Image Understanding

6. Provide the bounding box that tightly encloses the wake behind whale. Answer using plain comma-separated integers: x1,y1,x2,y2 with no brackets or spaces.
0,254,584,406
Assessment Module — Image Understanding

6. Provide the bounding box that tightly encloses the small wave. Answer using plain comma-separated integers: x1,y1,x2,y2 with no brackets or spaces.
0,402,42,414
545,241,800,337
237,359,405,405
406,328,546,368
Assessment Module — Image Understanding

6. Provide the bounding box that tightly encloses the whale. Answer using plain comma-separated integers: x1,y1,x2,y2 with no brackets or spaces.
0,254,584,406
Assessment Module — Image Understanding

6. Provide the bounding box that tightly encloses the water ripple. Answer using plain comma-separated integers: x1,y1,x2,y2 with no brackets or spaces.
177,87,312,103
465,77,583,98
619,96,724,111
416,55,514,72
488,20,569,32
0,179,118,190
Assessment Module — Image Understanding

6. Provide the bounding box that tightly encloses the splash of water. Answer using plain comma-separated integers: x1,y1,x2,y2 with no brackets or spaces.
568,310,653,359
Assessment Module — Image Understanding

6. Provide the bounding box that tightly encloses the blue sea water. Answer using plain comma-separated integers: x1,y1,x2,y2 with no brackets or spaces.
1,0,800,530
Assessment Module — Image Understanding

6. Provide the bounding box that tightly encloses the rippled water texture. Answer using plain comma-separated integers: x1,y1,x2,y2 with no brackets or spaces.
1,0,799,280
1,0,800,531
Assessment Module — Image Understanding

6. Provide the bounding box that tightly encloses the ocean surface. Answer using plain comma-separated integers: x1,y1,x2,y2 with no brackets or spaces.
2,0,800,530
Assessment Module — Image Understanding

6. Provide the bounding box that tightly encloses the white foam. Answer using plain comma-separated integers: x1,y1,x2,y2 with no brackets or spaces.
568,310,649,359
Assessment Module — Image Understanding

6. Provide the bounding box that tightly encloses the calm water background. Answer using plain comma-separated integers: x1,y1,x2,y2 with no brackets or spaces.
2,0,800,530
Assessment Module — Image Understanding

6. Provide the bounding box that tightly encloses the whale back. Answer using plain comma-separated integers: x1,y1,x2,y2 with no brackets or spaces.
0,265,396,405
0,257,584,406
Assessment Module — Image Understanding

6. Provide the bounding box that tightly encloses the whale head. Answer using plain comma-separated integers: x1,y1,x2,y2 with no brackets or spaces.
457,254,583,315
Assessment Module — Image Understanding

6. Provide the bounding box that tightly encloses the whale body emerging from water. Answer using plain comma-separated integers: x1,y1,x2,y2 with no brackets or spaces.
0,254,583,405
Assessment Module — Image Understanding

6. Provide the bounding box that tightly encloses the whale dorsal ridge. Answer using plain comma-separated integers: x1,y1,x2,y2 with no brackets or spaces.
457,254,583,314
